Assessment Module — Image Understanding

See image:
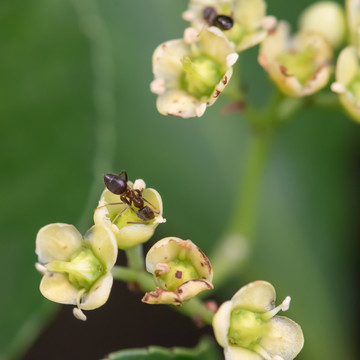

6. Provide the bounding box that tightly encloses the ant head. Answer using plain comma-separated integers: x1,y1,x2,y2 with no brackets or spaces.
203,7,217,24
104,173,127,195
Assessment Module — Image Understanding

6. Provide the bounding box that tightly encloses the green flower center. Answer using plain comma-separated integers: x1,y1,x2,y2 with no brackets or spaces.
158,260,200,291
46,246,104,290
181,55,223,100
226,23,246,45
348,71,360,100
277,46,317,85
228,308,268,349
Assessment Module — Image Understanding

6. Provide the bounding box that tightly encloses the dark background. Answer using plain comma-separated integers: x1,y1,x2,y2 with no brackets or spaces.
0,0,358,359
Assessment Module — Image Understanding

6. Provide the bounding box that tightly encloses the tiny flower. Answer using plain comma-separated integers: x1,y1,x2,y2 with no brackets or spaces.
183,0,274,52
142,237,213,305
346,0,360,47
213,281,304,360
299,1,346,49
35,223,117,320
94,178,165,250
151,27,238,118
258,21,333,97
332,46,360,122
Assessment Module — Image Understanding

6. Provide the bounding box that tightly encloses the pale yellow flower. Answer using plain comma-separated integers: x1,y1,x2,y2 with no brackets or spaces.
213,281,304,360
258,21,332,97
151,27,238,118
142,237,213,305
94,179,165,250
35,223,117,320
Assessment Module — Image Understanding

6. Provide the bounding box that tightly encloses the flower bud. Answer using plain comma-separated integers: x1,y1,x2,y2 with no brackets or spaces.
142,237,213,305
299,1,346,49
94,178,165,250
213,281,304,360
35,223,118,319
151,27,237,118
332,46,360,122
258,21,333,97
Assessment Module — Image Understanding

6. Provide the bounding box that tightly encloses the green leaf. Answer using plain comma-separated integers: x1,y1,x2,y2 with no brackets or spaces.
104,337,221,360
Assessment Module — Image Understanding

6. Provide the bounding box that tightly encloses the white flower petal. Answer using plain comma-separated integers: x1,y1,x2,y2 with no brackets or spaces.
260,316,304,360
36,223,82,263
40,272,78,305
225,346,263,360
336,46,358,86
231,280,276,312
153,40,189,81
80,272,113,310
84,225,117,269
156,89,200,118
213,300,232,347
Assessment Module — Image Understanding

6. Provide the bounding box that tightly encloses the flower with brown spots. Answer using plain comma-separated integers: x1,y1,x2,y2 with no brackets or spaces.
150,27,238,118
142,237,213,305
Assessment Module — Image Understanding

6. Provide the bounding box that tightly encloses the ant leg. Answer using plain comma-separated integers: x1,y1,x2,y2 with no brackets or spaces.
111,206,130,224
95,201,126,211
143,198,160,214
119,171,128,183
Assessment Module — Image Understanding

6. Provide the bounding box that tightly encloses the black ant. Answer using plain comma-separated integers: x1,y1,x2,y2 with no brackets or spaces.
203,6,234,31
102,171,158,224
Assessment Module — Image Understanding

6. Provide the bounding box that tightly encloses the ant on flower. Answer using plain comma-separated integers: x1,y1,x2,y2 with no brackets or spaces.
102,171,159,224
203,6,234,31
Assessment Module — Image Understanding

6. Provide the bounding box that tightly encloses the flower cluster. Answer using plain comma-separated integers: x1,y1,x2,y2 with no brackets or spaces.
151,0,360,119
150,0,275,118
35,173,166,319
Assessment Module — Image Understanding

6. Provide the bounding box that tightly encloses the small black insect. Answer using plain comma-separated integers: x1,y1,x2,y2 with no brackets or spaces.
102,171,158,224
203,6,234,31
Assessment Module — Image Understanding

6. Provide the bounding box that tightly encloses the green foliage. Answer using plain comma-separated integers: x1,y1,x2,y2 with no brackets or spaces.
104,337,220,360
0,0,358,359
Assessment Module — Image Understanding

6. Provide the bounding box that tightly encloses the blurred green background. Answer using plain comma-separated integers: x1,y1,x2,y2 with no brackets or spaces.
0,0,358,359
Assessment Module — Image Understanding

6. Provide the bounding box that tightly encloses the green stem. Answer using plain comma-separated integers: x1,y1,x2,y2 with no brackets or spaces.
228,130,272,239
112,266,214,325
125,245,144,270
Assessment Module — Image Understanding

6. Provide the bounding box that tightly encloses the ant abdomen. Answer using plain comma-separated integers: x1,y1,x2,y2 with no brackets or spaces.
136,206,156,221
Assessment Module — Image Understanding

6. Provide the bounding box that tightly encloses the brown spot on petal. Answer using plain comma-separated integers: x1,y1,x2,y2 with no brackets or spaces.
197,247,212,273
173,99,179,103
162,43,167,49
175,271,182,279
280,65,292,77
222,76,228,85
214,89,221,98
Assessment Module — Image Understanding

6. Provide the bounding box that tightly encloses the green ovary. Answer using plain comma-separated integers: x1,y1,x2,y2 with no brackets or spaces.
348,71,360,100
228,308,268,349
46,248,103,290
181,55,223,100
277,46,317,85
159,260,199,291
